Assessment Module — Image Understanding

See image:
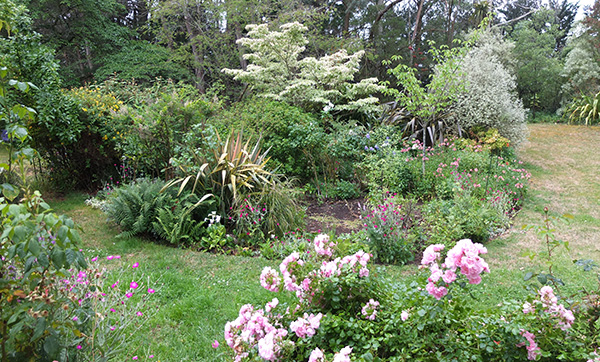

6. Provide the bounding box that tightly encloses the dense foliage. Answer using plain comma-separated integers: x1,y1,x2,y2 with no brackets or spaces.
221,235,599,361
5,0,600,359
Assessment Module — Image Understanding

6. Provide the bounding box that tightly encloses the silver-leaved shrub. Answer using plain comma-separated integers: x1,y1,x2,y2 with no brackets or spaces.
560,36,600,107
448,31,528,146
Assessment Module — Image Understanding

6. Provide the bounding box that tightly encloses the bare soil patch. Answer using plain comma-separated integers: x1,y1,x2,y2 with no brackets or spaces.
304,198,364,235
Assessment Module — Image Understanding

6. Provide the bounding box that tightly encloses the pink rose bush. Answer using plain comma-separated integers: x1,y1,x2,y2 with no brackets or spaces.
224,234,369,361
421,239,489,300
516,329,541,360
260,267,282,292
224,235,596,361
361,299,380,321
313,234,336,257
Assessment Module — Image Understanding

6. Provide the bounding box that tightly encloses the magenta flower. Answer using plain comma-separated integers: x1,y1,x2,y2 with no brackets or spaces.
212,340,219,348
130,281,138,289
147,288,155,294
72,316,78,321
91,256,98,262
136,311,143,316
132,357,138,360
126,292,133,298
111,282,119,288
132,262,139,268
76,345,82,350
106,255,114,260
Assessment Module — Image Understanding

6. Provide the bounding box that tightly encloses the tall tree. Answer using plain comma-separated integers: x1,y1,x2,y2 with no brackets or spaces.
511,8,564,114
549,0,578,52
147,0,315,93
582,0,600,51
24,0,132,86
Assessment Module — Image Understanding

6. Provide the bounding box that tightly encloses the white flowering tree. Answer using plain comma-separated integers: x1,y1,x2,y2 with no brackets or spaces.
222,22,385,116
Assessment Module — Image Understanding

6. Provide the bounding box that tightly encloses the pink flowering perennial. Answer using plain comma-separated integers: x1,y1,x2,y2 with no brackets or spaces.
421,239,490,299
361,299,380,320
516,329,541,360
313,234,336,257
260,267,282,292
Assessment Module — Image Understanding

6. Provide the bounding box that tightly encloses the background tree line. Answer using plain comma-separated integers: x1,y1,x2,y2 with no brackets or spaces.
14,0,600,116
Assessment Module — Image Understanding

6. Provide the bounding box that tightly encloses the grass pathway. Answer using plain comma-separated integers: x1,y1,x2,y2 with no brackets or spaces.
479,124,600,303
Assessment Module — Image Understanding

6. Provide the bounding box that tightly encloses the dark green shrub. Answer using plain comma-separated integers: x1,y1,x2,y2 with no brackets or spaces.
106,178,172,239
152,192,211,246
332,180,361,200
211,98,324,182
94,41,192,85
116,82,220,179
364,154,416,196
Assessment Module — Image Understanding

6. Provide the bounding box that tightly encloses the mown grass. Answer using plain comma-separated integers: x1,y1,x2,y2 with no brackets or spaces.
40,123,600,360
49,193,280,360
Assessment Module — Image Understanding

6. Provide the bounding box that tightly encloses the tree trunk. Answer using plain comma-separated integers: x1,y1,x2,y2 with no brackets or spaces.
234,22,247,71
343,0,352,37
183,11,206,93
84,40,94,71
409,0,425,68
369,0,406,42
445,0,455,46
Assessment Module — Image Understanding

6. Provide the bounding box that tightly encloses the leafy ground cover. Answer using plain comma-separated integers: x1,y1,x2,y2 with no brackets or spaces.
36,124,600,360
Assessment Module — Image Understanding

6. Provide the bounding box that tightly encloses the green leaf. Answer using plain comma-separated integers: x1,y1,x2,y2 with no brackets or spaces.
12,125,28,140
21,147,35,158
28,238,41,256
417,309,426,317
32,317,46,341
537,274,548,285
13,225,28,243
524,272,534,281
38,253,49,268
51,248,66,268
2,183,19,202
7,310,23,325
65,248,76,267
361,352,374,361
24,255,36,273
43,336,60,357
17,81,28,92
57,225,68,241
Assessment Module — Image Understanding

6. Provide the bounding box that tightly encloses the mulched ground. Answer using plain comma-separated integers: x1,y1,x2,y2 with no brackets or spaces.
304,197,365,235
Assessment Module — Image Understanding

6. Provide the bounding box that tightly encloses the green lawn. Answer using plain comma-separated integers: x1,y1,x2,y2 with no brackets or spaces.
43,124,600,360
